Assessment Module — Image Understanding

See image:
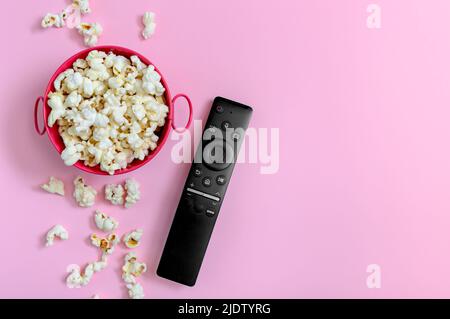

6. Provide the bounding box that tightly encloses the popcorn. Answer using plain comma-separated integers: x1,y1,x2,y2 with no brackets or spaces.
142,12,156,39
66,256,107,288
64,91,82,108
47,51,168,175
61,145,82,166
66,264,85,288
94,210,119,232
77,22,103,47
41,12,66,28
45,225,69,247
41,177,65,196
105,184,125,205
47,92,66,127
65,72,84,91
73,0,91,14
127,283,144,299
122,252,147,284
82,77,94,97
130,55,146,71
90,233,119,255
73,176,97,207
122,229,143,248
142,66,165,96
124,179,140,208
122,252,146,299
73,59,88,70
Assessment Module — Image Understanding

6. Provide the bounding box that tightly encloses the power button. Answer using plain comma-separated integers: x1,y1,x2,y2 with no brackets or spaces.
215,105,224,113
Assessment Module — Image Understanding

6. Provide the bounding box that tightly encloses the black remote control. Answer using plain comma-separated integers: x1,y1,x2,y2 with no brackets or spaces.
157,96,253,286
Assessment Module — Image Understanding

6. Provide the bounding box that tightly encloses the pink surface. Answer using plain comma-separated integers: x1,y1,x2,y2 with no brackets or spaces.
1,0,450,298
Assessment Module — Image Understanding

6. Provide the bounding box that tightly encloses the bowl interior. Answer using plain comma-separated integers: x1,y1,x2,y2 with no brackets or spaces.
43,46,173,176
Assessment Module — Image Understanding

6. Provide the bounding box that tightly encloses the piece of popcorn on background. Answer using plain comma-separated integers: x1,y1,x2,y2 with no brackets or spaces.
66,256,107,288
122,252,147,283
105,184,125,205
90,233,119,255
94,210,119,232
77,22,103,47
73,0,91,14
45,225,69,247
127,283,145,299
142,12,156,39
125,179,140,208
122,251,146,299
41,177,65,196
123,229,143,248
41,12,66,28
73,176,97,207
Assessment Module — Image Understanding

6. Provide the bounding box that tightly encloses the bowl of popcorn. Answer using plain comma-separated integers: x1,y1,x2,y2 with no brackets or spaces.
34,46,192,175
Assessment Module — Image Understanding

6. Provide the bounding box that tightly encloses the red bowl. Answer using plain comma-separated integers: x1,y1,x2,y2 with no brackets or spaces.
34,45,193,175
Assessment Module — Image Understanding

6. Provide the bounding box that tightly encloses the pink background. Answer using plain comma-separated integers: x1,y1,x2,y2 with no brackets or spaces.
1,0,450,298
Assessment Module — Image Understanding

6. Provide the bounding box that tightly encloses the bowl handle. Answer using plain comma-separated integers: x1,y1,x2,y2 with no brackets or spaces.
34,96,46,136
171,93,193,133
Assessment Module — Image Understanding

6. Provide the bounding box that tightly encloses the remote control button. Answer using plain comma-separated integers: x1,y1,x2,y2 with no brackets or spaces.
221,121,232,130
203,139,235,171
231,132,240,141
194,202,205,214
204,126,220,141
216,175,227,185
202,177,212,187
183,197,194,209
193,168,202,177
215,105,224,113
206,210,216,217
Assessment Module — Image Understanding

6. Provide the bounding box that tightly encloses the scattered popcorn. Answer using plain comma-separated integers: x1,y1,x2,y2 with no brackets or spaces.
41,177,65,196
66,256,107,288
77,22,103,47
127,283,144,299
73,0,91,14
94,210,119,232
122,252,147,283
48,51,168,175
142,12,156,39
105,184,125,205
125,179,140,208
122,252,146,299
73,176,97,207
90,233,119,255
41,12,66,28
123,229,143,248
66,264,85,288
45,225,69,247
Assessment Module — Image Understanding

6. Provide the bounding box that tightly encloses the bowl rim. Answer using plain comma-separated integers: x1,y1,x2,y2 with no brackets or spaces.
42,45,174,176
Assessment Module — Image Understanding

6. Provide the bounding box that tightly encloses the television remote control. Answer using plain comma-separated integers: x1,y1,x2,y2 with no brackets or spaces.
157,96,253,286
